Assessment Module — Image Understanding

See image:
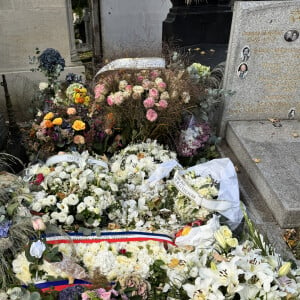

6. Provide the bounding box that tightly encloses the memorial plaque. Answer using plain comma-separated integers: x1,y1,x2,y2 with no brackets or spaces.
220,1,300,136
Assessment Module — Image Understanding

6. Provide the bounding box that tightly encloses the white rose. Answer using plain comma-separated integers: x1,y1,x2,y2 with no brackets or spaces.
66,194,79,205
42,213,50,223
47,195,57,205
77,202,87,213
66,215,74,225
93,187,104,196
84,196,95,206
57,202,69,213
31,202,42,212
109,183,118,192
59,171,69,179
30,240,46,258
57,212,67,223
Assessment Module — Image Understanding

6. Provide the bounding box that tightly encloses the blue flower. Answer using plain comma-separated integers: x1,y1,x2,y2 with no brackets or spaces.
38,48,65,76
0,220,12,238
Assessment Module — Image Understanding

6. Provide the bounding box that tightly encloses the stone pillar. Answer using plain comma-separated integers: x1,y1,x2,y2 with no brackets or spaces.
66,0,81,62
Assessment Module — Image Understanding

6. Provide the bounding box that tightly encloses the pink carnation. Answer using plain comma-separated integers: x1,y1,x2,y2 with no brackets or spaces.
107,94,114,106
143,97,155,108
150,70,160,79
94,84,107,98
158,99,168,109
146,109,158,122
157,81,167,92
142,79,152,90
125,85,132,92
149,88,159,99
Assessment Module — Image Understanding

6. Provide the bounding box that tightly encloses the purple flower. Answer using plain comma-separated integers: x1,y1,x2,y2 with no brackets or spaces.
0,220,12,238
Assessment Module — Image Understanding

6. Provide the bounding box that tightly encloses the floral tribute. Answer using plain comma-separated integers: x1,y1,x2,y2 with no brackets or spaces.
0,141,297,299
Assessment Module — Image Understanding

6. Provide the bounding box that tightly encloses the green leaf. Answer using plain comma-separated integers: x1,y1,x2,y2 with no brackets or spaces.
6,201,19,216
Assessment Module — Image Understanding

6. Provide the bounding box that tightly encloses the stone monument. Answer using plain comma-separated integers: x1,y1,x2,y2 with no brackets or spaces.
220,1,300,228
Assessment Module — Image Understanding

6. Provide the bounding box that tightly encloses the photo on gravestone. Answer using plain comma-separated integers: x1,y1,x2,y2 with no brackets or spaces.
219,1,300,229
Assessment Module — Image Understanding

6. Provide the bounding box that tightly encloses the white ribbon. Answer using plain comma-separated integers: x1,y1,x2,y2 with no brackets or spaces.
173,171,232,211
46,154,108,169
95,57,166,77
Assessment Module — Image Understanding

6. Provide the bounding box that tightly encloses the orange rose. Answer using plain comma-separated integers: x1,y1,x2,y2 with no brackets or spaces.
52,117,63,126
67,107,77,115
43,112,54,120
73,135,85,144
40,120,53,128
72,120,86,131
74,93,84,104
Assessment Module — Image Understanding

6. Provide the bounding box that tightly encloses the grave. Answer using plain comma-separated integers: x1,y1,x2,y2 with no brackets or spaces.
219,1,300,228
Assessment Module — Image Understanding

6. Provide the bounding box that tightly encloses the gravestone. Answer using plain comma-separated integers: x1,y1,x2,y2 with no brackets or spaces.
220,1,300,228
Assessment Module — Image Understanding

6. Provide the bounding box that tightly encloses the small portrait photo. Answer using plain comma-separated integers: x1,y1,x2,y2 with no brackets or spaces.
241,46,250,61
284,29,299,42
237,63,248,79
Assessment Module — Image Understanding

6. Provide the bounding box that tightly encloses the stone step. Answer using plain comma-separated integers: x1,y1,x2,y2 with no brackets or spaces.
225,120,300,228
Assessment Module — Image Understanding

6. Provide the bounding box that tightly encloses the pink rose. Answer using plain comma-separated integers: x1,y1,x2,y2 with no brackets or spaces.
149,88,159,99
142,79,152,90
94,83,107,98
143,97,155,108
107,94,114,106
146,109,158,122
137,75,144,82
150,70,160,79
98,291,112,300
125,85,132,92
31,216,46,231
158,99,168,109
157,81,166,92
67,107,76,115
81,293,89,300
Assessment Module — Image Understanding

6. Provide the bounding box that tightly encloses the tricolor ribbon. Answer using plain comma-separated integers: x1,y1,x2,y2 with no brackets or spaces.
33,279,92,292
45,231,175,246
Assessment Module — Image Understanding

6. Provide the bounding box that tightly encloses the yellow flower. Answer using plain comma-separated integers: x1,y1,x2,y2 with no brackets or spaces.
214,230,227,249
168,258,180,268
84,96,90,105
43,112,54,120
40,120,53,128
219,226,232,239
181,226,192,236
72,120,86,131
199,187,210,197
210,261,217,271
52,117,63,126
226,237,238,248
80,87,87,94
278,262,291,277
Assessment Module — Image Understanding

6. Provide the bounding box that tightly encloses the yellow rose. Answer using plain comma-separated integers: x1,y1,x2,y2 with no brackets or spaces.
43,112,54,120
219,226,232,239
226,237,238,248
52,117,63,126
72,120,86,131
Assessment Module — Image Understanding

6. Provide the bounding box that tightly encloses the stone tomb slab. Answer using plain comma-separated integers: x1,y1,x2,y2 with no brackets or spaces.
219,1,300,136
226,120,300,228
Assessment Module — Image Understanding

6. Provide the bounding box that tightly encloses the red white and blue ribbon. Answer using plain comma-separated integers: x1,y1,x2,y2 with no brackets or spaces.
33,279,92,292
45,231,175,246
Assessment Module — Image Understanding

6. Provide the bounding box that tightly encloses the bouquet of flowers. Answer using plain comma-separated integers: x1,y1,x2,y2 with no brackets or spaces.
93,68,204,153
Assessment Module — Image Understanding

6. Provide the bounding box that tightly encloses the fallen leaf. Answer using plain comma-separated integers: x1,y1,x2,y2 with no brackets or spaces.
252,158,261,163
292,132,299,138
194,47,201,51
209,49,215,53
234,165,240,173
268,118,280,123
200,51,206,55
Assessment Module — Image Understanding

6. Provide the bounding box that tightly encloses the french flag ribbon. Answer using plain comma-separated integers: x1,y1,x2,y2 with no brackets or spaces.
34,279,92,292
45,231,175,246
